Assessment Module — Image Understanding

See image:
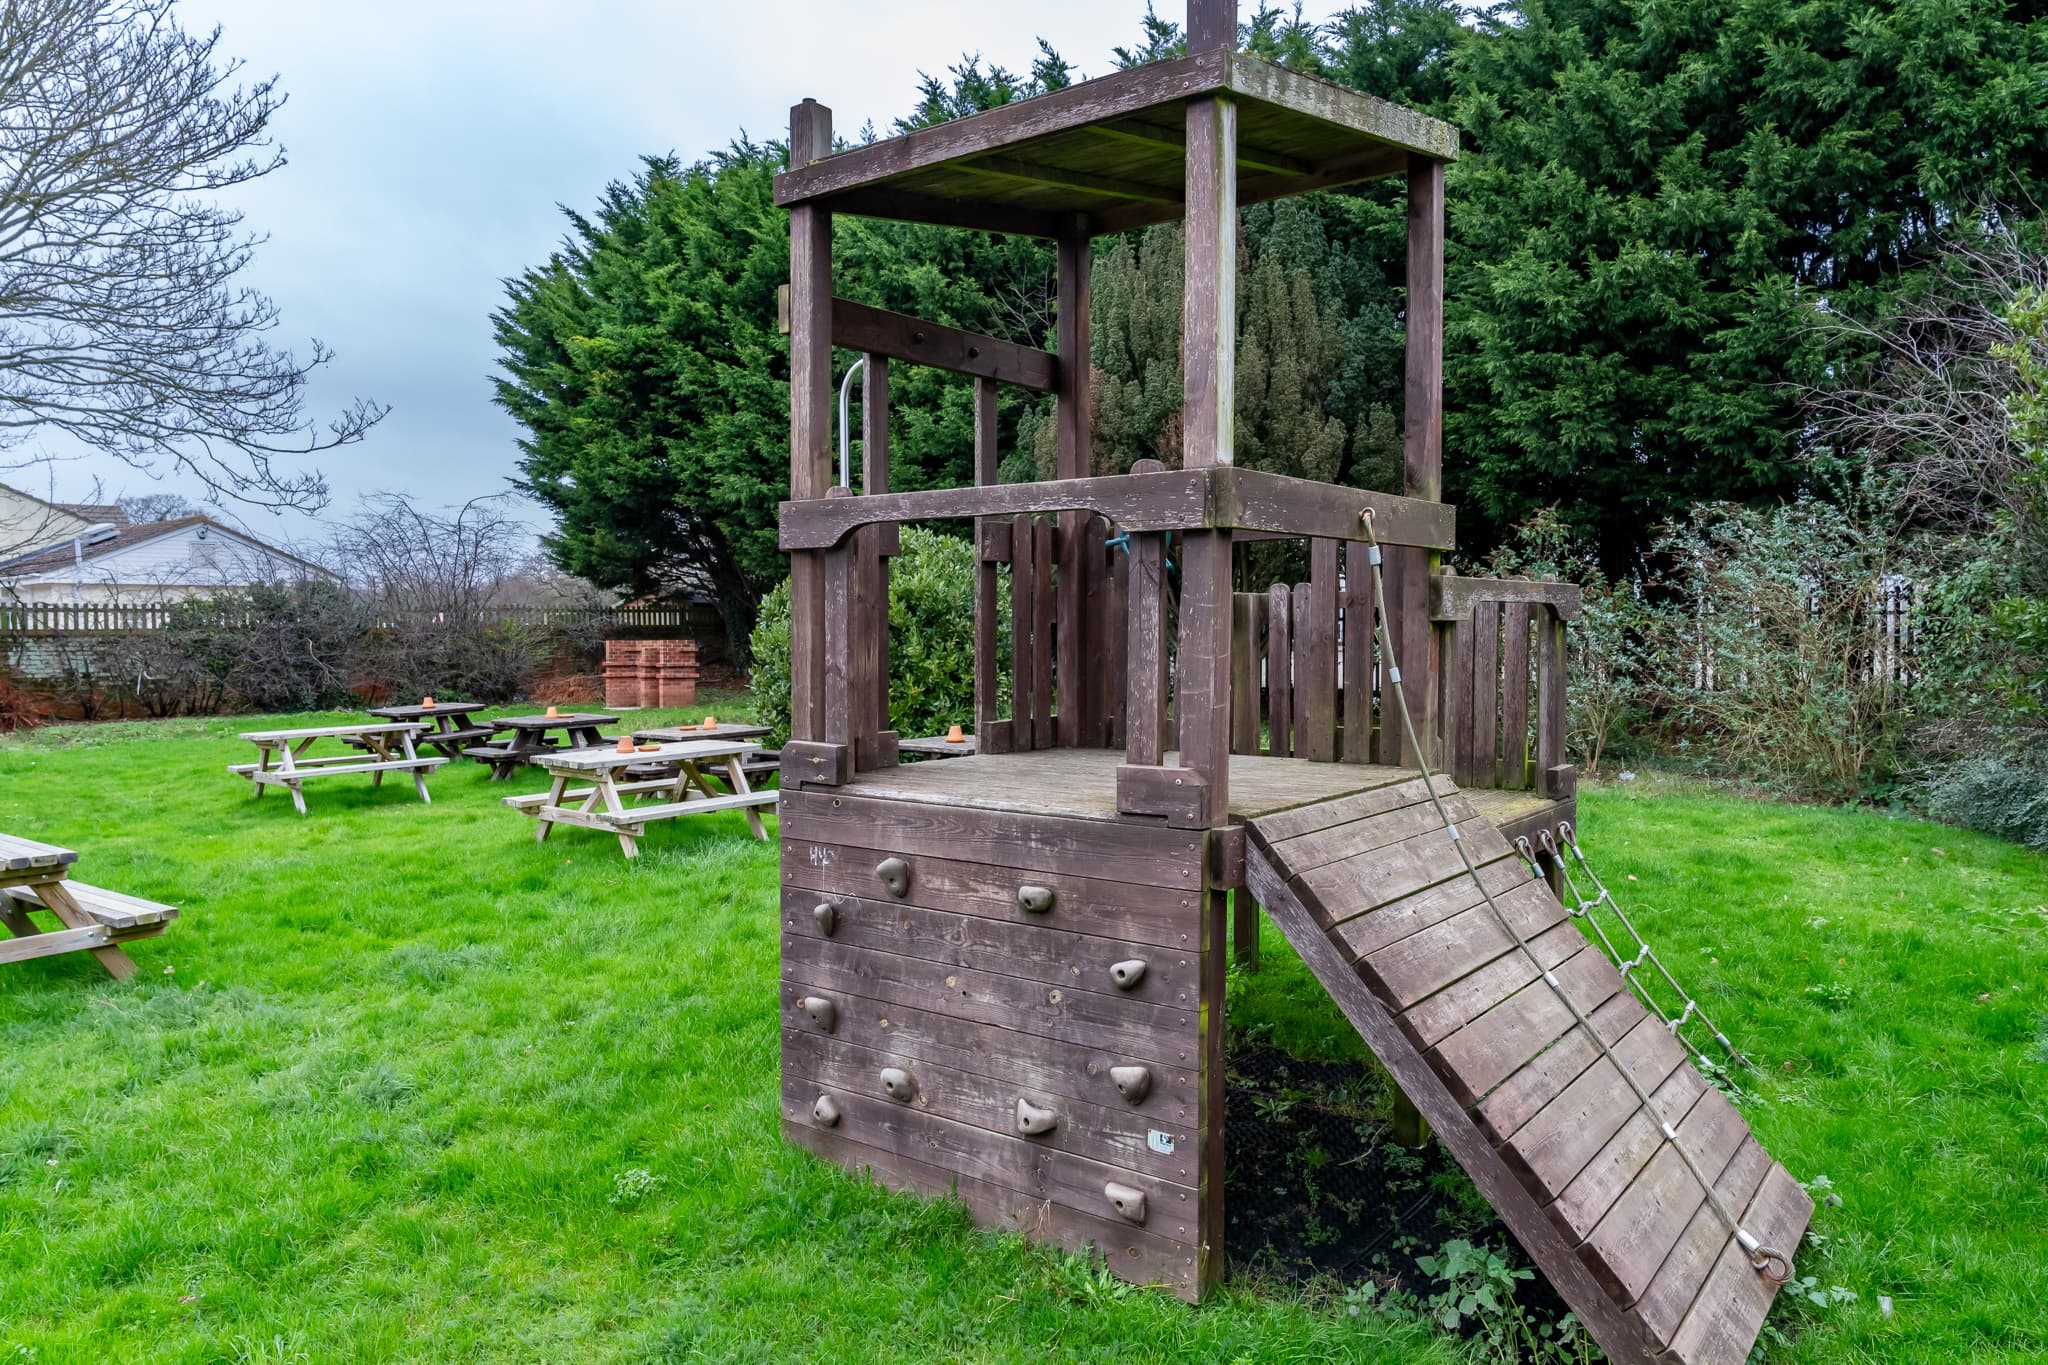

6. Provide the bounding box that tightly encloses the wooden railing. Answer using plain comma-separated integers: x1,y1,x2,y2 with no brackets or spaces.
1433,574,1580,798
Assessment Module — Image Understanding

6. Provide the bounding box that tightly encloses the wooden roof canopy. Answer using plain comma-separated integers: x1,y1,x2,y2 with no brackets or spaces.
773,47,1460,240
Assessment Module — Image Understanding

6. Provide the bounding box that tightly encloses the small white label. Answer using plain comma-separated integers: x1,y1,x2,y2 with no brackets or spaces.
1147,1130,1176,1155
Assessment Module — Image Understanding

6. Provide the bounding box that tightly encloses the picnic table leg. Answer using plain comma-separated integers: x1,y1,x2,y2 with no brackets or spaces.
35,880,139,980
365,733,390,787
535,772,568,843
596,771,639,858
280,741,309,815
399,730,431,803
723,755,769,840
254,744,272,798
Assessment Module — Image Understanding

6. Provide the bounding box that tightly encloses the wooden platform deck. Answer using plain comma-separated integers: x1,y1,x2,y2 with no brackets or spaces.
841,749,1567,845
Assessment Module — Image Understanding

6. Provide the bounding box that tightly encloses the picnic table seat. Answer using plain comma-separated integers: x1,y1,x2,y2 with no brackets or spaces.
3,881,177,933
0,833,176,979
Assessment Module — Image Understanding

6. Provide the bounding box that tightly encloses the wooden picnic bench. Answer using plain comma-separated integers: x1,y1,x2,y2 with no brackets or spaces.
466,712,619,781
366,701,494,760
632,723,780,785
0,833,177,979
229,722,446,814
502,739,775,858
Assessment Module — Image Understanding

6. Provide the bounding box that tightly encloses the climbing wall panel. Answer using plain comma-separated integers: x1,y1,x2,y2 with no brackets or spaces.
1244,781,1810,1365
777,788,1225,1299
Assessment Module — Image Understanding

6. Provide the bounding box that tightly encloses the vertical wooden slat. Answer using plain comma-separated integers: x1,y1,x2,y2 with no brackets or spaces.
1290,582,1312,758
1124,532,1166,767
1341,541,1375,764
1033,516,1055,749
1106,538,1129,748
1443,616,1473,783
1230,592,1259,754
1303,538,1339,762
1376,551,1406,766
1537,605,1569,796
972,378,1006,754
856,353,893,767
1010,513,1038,753
821,526,855,755
787,99,834,743
1055,229,1092,750
1501,601,1532,790
1080,515,1112,747
1469,600,1501,789
1265,582,1292,757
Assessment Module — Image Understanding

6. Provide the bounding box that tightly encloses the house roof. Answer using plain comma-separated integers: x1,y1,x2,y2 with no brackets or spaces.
52,502,128,526
0,515,330,579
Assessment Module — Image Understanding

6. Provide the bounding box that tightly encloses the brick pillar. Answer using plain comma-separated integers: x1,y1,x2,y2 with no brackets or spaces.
637,644,663,711
657,640,699,707
604,640,643,708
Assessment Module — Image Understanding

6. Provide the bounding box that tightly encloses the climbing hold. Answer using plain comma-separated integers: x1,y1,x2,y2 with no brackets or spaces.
812,1095,841,1126
799,996,837,1032
1016,885,1055,915
1109,1065,1152,1104
1104,1182,1147,1225
879,1067,915,1101
1109,959,1148,991
876,857,911,898
813,902,837,936
1015,1097,1059,1136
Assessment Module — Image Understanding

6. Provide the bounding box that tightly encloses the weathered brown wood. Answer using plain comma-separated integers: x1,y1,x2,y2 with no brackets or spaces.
783,1027,1195,1182
1635,1138,1772,1346
1295,820,1513,916
780,466,1455,552
1340,541,1374,763
1123,531,1167,769
1659,1163,1812,1364
968,153,1182,204
1269,785,1469,875
1329,854,1534,959
774,50,1457,211
859,354,894,760
820,186,1066,239
1177,530,1234,825
1433,574,1583,623
1548,1065,1711,1244
1245,836,1659,1364
1475,991,1647,1144
1498,1016,1691,1199
1054,230,1092,750
783,934,1195,1067
1584,1087,1751,1307
1289,581,1312,757
1265,582,1292,757
780,835,1203,952
1231,887,1260,969
1302,540,1339,762
1537,606,1568,792
1089,115,1310,176
1229,593,1260,754
1400,922,1591,1049
781,887,1199,1010
782,1119,1201,1299
971,378,1005,754
1502,602,1533,790
779,788,1205,890
832,296,1057,393
1468,600,1501,788
1077,515,1113,746
789,99,834,745
1106,532,1129,747
822,531,856,764
1362,886,1571,1009
1033,516,1056,749
1010,512,1039,752
1404,155,1444,506
1427,945,1627,1104
1115,762,1210,827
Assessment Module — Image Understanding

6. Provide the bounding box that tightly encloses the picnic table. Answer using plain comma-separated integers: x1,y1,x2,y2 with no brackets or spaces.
502,739,774,858
0,833,177,979
229,722,446,814
466,712,619,781
366,700,493,759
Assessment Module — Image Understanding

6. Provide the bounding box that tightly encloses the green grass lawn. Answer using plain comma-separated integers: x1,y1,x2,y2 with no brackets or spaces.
1,715,2043,1363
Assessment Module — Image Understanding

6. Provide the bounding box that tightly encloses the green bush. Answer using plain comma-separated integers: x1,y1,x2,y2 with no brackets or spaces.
749,527,1004,746
1916,754,2048,852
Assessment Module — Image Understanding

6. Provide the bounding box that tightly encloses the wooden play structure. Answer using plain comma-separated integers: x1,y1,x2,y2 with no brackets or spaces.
771,5,1810,1360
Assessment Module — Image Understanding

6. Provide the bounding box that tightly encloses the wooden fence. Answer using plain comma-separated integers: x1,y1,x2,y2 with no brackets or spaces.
0,602,691,635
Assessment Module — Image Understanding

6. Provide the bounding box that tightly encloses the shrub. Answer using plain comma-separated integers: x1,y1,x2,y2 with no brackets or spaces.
1916,754,2048,852
749,527,1003,746
167,581,369,712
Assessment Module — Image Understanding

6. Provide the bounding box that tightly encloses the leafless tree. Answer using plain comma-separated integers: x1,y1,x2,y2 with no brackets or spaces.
115,490,198,523
1805,219,2048,558
0,0,385,510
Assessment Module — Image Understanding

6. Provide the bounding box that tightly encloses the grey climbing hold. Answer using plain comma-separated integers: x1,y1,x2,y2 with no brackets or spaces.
813,902,837,936
876,857,911,898
879,1067,915,1101
1015,1097,1059,1136
1109,959,1148,990
812,1095,841,1126
1016,885,1055,914
1104,1181,1147,1225
800,996,837,1032
1109,1065,1152,1104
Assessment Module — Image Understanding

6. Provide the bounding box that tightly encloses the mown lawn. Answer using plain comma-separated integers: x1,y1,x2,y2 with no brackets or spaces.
0,714,2042,1363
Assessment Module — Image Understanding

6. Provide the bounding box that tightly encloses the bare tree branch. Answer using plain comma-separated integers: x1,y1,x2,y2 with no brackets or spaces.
0,0,385,510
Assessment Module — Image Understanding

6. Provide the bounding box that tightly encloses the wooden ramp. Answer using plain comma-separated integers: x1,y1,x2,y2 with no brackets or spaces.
1243,779,1811,1365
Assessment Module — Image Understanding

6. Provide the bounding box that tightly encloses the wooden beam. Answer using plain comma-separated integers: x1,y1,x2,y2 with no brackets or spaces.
1088,117,1312,176
1432,575,1584,623
779,467,1456,551
1224,53,1460,161
821,185,1064,239
832,298,1057,392
1086,140,1409,236
965,155,1182,205
788,98,834,744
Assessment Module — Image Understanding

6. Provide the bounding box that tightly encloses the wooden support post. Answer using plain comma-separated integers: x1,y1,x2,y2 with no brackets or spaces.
971,379,1007,755
1537,604,1570,797
1123,532,1167,767
1340,541,1375,763
1011,511,1038,753
1265,582,1291,757
788,98,834,744
1302,538,1339,761
1229,592,1259,754
1055,228,1093,748
1502,601,1532,789
1397,152,1445,770
1232,887,1260,971
851,354,898,770
1174,84,1237,826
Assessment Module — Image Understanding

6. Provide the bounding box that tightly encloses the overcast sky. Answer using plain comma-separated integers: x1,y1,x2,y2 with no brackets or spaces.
27,1,1354,546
